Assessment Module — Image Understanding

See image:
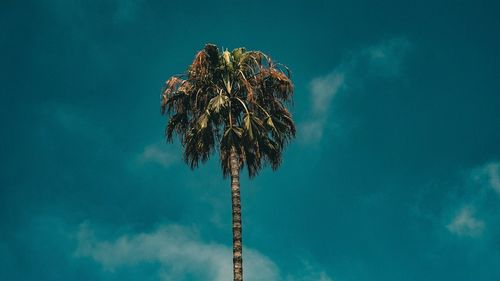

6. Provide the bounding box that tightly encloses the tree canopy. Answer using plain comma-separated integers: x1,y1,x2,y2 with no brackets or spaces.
161,44,296,177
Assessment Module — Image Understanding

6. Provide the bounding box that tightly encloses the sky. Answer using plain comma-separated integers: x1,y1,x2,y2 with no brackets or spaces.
1,0,500,280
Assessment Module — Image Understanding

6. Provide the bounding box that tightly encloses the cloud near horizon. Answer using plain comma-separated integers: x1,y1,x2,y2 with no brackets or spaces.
75,223,333,281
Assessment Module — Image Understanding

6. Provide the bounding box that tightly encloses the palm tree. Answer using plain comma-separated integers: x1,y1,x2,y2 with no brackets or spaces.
161,44,295,281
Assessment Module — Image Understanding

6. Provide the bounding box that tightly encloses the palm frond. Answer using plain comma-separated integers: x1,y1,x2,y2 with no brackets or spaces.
161,44,296,177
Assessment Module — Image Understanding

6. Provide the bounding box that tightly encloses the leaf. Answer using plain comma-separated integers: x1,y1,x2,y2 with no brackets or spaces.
223,50,233,71
244,114,253,139
238,70,254,102
208,94,229,113
224,126,243,138
251,115,264,128
265,117,278,134
198,113,209,130
232,47,246,63
233,127,244,137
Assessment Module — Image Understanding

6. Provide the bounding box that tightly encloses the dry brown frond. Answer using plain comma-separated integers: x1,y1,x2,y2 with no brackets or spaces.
237,70,254,102
161,76,186,114
189,51,211,80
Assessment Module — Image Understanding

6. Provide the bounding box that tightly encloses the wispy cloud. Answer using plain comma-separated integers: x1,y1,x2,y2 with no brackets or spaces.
469,161,500,194
310,72,345,115
285,260,334,281
447,206,485,237
412,161,500,241
137,143,178,168
363,38,411,78
437,161,500,238
298,38,411,143
298,120,327,144
75,223,333,281
76,223,277,281
486,162,500,193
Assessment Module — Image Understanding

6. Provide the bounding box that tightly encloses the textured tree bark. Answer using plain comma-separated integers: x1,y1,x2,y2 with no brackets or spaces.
229,146,243,281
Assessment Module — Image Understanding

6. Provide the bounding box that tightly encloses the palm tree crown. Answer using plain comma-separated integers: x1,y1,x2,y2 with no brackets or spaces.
161,44,296,177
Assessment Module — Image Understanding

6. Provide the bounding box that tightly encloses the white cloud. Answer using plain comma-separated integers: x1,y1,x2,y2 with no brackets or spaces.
75,223,279,281
413,161,500,244
287,271,333,281
298,120,326,144
298,38,411,143
447,206,485,237
137,143,177,168
285,260,334,281
310,72,345,115
75,223,333,281
469,161,500,195
364,38,411,78
435,162,500,239
486,162,500,193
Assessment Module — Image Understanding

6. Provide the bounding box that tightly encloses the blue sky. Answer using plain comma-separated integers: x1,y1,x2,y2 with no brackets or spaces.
1,0,500,280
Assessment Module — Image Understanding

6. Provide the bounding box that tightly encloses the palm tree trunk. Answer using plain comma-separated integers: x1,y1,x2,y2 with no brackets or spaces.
229,146,243,281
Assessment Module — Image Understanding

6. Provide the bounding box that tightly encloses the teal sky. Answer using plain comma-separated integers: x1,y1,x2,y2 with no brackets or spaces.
2,1,500,280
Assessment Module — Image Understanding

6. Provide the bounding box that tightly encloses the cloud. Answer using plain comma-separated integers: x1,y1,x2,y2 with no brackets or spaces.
137,143,178,168
469,161,500,194
285,260,334,281
310,72,345,115
75,223,333,281
298,38,411,143
363,37,411,78
447,206,485,237
441,162,500,238
298,120,326,144
287,271,333,281
414,161,500,241
75,223,279,281
486,162,500,193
